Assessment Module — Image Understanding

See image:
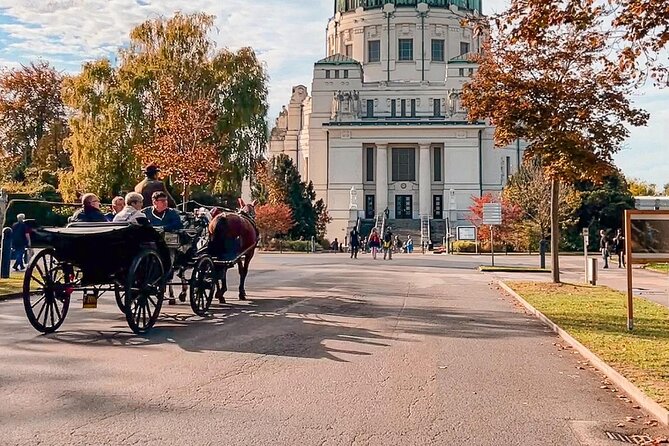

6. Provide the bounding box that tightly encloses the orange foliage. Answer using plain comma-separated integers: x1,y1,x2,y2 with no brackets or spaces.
255,203,294,243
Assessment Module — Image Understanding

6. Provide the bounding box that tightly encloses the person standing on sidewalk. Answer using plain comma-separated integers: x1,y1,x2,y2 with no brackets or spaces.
613,228,626,268
349,227,360,259
368,228,381,260
599,229,610,269
11,214,30,271
383,227,393,260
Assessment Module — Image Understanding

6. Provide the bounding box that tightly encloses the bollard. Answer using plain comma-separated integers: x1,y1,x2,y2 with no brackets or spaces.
1,227,12,278
588,257,598,285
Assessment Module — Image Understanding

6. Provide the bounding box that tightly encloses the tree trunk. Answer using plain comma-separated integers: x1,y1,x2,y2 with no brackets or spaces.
550,177,560,283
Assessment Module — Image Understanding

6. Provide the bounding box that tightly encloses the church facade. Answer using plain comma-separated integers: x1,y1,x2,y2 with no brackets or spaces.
268,0,524,241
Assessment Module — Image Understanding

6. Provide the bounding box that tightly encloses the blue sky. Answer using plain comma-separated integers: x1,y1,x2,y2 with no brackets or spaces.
0,0,666,187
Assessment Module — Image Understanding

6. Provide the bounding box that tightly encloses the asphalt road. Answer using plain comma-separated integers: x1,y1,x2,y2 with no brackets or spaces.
1,253,667,445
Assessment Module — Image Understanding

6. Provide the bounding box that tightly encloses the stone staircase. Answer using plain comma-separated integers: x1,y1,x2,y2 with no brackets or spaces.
359,218,447,247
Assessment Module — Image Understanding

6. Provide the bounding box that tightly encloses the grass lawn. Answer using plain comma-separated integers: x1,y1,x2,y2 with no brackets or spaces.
647,263,669,273
508,281,669,409
0,272,25,296
480,266,549,273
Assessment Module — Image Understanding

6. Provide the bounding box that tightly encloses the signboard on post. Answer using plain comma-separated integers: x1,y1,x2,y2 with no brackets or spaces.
482,203,502,226
482,203,502,266
624,210,669,331
457,226,477,241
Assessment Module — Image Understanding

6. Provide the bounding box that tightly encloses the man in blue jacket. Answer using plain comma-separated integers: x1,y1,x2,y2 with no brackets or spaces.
143,191,183,231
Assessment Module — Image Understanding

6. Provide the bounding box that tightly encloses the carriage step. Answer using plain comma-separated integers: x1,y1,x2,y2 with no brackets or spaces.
83,294,98,309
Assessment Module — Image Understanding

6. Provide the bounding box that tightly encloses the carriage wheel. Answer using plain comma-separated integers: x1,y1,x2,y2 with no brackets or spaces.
23,248,72,334
124,249,165,335
189,256,216,316
114,282,126,314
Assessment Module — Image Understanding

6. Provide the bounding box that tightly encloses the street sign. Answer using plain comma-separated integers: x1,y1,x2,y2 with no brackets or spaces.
482,203,502,225
582,228,589,237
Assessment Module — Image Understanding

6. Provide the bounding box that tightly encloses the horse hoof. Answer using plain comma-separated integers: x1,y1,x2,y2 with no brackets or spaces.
239,293,247,301
178,292,186,303
168,299,176,306
218,297,226,304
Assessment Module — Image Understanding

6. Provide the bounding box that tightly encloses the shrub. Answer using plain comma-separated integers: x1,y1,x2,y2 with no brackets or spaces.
452,240,477,253
265,239,312,252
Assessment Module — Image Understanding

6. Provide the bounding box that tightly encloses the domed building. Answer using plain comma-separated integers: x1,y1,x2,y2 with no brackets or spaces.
269,0,524,244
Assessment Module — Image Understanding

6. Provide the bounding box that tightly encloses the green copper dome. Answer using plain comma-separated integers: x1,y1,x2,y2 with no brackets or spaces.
335,0,482,14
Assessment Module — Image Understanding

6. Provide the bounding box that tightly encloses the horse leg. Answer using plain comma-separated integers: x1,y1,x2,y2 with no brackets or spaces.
215,266,228,304
238,256,251,300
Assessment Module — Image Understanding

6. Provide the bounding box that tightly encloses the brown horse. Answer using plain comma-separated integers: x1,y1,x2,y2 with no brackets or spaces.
207,199,258,302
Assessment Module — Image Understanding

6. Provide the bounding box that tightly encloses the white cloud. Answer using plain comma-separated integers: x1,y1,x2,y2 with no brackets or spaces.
0,0,666,185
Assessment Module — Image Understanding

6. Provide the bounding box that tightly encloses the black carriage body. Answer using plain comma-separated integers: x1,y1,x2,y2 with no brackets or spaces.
32,224,171,285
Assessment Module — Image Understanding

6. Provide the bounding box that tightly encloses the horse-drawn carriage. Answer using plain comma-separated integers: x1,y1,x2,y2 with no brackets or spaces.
22,203,257,335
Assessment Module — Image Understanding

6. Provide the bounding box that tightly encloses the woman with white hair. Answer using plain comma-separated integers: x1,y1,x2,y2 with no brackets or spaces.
11,213,31,271
113,192,147,224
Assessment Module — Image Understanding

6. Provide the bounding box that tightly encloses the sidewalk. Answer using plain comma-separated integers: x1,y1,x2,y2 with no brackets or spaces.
488,255,669,308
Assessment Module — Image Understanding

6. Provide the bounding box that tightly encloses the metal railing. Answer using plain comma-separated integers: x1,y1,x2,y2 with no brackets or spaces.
420,214,430,250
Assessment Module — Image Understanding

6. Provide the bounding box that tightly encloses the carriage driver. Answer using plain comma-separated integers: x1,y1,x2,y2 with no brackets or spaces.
134,163,177,209
143,191,183,231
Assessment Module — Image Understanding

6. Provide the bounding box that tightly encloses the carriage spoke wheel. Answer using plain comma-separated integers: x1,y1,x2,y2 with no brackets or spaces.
23,248,72,334
124,250,164,335
114,282,126,314
189,256,215,316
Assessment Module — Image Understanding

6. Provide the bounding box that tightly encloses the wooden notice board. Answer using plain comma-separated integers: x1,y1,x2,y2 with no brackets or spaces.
624,210,669,330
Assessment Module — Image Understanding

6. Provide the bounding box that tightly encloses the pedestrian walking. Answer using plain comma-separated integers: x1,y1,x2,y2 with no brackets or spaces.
599,229,610,269
383,227,393,260
368,228,381,259
613,228,626,268
350,228,360,259
394,235,402,253
11,214,31,271
406,235,414,254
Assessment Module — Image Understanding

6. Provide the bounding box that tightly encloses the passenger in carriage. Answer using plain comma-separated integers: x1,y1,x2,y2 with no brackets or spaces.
143,191,183,231
105,196,125,221
113,192,147,224
70,193,108,223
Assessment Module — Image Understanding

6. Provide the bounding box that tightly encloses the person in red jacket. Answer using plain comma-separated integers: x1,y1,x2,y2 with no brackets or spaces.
368,227,381,260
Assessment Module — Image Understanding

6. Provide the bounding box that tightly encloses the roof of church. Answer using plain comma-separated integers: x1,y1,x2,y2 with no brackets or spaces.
315,54,361,66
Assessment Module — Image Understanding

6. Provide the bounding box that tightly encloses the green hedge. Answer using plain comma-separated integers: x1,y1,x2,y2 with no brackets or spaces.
452,240,477,253
265,239,312,252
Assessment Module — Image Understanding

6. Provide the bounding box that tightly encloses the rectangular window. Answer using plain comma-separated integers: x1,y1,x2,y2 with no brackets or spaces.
391,99,396,117
434,147,442,182
460,41,470,56
334,70,340,79
400,99,406,117
410,99,416,117
345,44,353,58
505,156,511,179
392,148,416,182
366,147,374,182
325,70,331,79
458,68,465,77
368,40,381,63
344,70,349,78
366,99,374,117
431,39,445,62
398,38,414,61
433,98,441,117
468,68,474,76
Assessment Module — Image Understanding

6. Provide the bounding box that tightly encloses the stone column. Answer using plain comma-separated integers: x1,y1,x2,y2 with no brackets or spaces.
419,143,431,217
376,144,388,216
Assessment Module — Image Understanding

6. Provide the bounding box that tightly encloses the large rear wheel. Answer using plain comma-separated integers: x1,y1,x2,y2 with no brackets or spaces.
189,256,216,316
23,249,72,334
124,250,165,335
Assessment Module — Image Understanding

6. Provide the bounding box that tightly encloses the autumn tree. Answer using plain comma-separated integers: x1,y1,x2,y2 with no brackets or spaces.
0,61,69,183
461,1,648,282
62,12,268,200
468,193,522,250
627,178,658,196
134,82,220,208
255,203,294,247
503,159,580,248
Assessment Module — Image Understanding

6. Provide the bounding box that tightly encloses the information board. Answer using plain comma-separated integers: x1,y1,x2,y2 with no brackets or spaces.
457,226,477,241
627,211,669,263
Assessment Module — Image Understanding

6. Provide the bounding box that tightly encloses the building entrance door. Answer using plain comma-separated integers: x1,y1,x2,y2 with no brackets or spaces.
365,195,375,219
395,195,413,219
433,195,443,219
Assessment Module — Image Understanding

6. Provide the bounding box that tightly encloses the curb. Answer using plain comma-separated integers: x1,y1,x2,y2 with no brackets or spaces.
0,292,21,302
498,280,669,426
